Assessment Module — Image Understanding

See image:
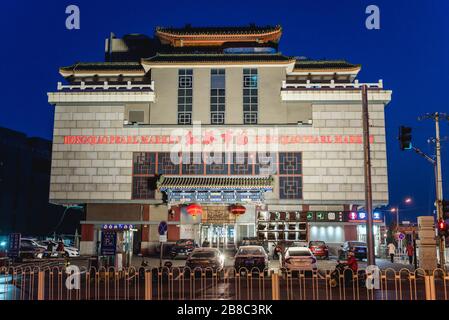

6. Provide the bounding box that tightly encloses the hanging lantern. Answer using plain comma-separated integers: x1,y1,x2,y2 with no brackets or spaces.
230,204,246,215
186,203,203,216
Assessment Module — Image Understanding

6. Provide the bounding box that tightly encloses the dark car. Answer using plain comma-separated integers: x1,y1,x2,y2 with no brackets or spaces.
185,248,224,272
170,239,197,259
308,241,329,259
19,239,46,260
234,245,268,273
338,241,368,260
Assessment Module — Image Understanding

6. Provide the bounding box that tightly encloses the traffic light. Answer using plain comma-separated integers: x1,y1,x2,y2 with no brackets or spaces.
437,219,449,237
443,200,449,220
399,126,412,150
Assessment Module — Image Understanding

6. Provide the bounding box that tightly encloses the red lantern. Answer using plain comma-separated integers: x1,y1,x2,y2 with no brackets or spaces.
186,203,202,216
230,204,246,215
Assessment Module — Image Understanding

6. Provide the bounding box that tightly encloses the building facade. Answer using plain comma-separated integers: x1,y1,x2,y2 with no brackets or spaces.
47,25,392,257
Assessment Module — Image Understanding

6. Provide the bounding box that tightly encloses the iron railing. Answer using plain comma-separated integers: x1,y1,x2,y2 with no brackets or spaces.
1,266,447,301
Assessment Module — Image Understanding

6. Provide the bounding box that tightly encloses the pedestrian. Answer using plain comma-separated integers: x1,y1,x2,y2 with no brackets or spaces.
344,251,358,286
46,241,54,258
201,238,210,248
387,242,396,263
56,239,65,257
406,242,414,265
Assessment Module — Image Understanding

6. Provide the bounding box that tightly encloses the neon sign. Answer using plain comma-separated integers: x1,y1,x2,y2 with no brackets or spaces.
63,134,375,146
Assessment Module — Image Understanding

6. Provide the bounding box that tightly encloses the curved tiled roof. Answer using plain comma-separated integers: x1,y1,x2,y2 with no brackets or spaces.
60,62,145,72
142,53,295,64
294,60,360,70
158,175,274,190
59,62,145,77
156,25,281,36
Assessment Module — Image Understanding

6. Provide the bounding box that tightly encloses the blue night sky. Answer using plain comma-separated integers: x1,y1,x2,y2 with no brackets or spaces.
0,0,448,223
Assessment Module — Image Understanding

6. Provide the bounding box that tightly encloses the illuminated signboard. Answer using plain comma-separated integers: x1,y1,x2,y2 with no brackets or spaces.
347,211,383,222
62,133,375,146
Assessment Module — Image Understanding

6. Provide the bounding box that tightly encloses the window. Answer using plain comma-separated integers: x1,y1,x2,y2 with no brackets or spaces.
181,153,203,174
210,69,225,124
128,110,145,123
178,69,193,125
132,152,157,199
231,152,253,175
158,152,180,174
278,152,302,199
243,69,258,124
205,153,228,174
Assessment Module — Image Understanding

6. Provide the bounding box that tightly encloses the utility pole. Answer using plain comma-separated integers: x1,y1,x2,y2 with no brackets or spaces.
419,112,448,268
362,85,376,266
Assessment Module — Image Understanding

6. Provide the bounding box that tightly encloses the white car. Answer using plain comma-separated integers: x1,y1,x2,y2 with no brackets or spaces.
282,247,317,271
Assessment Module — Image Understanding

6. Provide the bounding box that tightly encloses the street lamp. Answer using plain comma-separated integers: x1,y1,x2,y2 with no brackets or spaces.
390,197,413,229
52,204,84,238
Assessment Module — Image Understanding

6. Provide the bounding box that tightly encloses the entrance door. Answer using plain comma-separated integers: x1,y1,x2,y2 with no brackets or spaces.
200,224,235,250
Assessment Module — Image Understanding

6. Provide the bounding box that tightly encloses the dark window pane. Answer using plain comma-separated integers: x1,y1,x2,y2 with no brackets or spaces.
279,153,302,175
279,176,302,199
157,152,180,174
133,152,156,175
132,176,156,199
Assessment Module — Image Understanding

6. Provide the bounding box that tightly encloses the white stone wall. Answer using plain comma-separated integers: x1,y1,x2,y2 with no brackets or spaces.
50,101,389,206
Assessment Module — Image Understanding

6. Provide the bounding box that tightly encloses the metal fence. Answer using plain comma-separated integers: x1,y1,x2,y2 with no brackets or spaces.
1,266,448,300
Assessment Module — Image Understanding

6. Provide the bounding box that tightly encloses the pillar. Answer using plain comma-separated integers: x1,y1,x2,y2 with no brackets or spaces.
80,224,95,255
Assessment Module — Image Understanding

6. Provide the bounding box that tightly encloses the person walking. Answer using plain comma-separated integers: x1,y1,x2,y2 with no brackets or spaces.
56,239,65,257
201,238,210,248
387,242,396,263
406,242,414,265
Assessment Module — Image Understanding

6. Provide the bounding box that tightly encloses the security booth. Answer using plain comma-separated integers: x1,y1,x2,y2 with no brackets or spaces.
99,224,137,268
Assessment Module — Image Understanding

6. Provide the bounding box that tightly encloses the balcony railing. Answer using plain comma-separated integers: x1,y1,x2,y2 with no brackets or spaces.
282,79,383,90
57,80,155,92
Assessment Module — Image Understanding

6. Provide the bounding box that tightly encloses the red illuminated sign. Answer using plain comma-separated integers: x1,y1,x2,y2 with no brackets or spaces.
63,134,375,145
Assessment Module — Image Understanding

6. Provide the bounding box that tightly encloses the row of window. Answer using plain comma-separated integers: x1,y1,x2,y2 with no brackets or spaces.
177,69,259,125
131,152,302,200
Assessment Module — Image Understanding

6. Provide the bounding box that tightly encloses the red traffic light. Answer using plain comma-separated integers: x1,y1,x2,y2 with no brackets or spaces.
437,219,449,238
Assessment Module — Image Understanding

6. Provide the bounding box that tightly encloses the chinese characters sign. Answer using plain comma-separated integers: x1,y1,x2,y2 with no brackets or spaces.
63,133,375,146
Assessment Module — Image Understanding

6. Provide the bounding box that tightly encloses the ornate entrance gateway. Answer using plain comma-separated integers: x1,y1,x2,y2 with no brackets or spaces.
158,175,273,248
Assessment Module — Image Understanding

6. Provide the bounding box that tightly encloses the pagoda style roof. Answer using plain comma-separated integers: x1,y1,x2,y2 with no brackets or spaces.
155,25,282,47
158,175,274,191
142,53,295,66
59,62,145,77
293,60,361,72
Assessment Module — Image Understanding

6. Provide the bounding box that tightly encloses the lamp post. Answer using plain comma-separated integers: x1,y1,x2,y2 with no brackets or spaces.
390,197,412,230
52,204,84,239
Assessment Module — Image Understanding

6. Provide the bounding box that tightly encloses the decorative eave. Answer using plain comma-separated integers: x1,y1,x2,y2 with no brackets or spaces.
59,62,146,78
158,175,274,191
289,60,361,76
141,53,296,72
155,25,282,47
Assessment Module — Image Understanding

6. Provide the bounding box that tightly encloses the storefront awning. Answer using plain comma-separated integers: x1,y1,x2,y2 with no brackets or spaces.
158,175,273,191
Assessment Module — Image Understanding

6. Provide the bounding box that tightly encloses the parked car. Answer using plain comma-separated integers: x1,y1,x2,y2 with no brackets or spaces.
308,241,329,259
282,247,317,272
234,245,268,273
338,241,368,260
19,238,46,260
39,240,80,257
185,248,224,272
170,239,198,259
